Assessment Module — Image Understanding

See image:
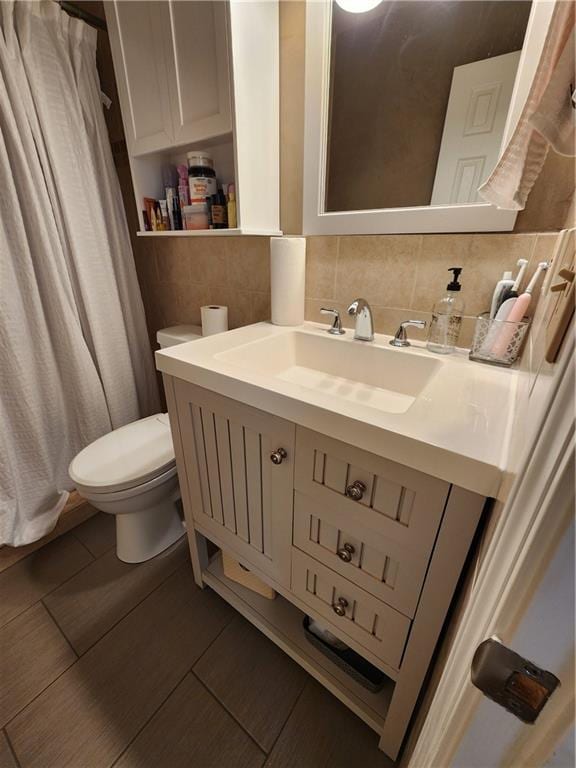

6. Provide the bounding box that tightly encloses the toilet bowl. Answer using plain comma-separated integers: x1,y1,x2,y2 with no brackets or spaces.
69,325,203,563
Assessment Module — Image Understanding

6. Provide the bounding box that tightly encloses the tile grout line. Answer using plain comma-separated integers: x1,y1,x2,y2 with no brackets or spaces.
109,667,192,768
0,545,97,634
40,598,80,660
3,650,79,733
70,531,102,560
260,677,309,761
2,728,22,768
188,613,235,671
189,671,267,759
109,613,235,768
3,555,190,734
60,547,191,658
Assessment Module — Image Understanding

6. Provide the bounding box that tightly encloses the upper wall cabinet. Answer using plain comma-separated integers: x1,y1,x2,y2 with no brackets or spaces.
105,0,280,236
303,0,554,235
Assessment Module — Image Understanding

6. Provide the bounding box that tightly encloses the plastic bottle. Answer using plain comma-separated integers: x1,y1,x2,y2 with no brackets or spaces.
187,151,217,204
426,267,465,354
227,183,237,229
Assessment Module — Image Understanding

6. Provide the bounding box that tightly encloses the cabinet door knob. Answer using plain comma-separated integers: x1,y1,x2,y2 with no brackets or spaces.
345,480,366,501
332,597,349,617
337,543,355,562
270,447,288,465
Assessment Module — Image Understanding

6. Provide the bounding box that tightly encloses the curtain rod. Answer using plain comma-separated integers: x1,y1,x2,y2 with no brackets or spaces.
58,1,107,32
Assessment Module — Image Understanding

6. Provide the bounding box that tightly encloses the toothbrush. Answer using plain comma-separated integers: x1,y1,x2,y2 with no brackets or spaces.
494,258,529,317
491,262,549,358
490,258,528,319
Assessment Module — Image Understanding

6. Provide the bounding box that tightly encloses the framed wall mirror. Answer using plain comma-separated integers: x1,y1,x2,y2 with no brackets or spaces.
303,0,555,235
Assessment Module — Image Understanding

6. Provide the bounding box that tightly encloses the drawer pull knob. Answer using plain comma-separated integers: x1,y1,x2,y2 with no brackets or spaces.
270,448,288,465
337,543,355,562
345,480,366,501
332,597,349,617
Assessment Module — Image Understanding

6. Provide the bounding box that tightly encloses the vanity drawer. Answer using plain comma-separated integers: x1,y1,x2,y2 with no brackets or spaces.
292,549,410,670
293,492,428,617
295,427,449,556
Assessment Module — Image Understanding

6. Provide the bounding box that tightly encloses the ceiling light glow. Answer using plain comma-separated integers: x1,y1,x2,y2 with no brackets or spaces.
335,0,383,13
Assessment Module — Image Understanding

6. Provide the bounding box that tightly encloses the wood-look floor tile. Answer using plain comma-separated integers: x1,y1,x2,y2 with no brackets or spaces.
0,603,76,727
0,732,18,768
44,540,188,654
115,673,265,768
72,511,116,558
0,535,93,629
195,615,308,752
6,565,233,768
265,680,394,768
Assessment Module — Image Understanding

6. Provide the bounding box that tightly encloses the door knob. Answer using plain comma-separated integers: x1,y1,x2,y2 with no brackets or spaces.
345,480,366,501
332,597,348,617
270,447,288,465
337,543,355,562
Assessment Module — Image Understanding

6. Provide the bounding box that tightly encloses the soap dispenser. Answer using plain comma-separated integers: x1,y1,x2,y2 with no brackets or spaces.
427,267,464,354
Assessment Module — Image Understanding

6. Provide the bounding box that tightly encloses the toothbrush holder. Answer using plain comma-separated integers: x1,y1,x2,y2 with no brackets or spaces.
469,312,530,367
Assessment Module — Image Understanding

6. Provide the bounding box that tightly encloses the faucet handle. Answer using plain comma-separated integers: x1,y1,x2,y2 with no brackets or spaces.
320,307,345,335
390,319,426,348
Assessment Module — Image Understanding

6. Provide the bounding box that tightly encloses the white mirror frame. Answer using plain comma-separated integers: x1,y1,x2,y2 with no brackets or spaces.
303,0,555,235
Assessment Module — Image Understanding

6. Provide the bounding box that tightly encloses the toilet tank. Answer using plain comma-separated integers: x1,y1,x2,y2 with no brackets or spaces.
156,325,203,349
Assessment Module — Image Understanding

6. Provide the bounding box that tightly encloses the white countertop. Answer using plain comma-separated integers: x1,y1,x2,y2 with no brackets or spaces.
156,322,517,497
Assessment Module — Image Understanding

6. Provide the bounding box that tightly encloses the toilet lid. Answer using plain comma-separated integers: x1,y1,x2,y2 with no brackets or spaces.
69,413,176,493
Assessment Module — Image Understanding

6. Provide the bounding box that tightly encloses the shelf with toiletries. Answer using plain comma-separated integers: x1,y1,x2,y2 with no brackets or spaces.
105,0,280,238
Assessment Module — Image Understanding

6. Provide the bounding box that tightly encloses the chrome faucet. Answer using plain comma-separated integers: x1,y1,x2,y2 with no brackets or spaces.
347,298,374,341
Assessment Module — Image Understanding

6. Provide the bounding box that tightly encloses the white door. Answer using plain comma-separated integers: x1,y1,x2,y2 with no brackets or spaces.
452,517,575,768
431,51,521,206
165,1,232,147
105,1,174,156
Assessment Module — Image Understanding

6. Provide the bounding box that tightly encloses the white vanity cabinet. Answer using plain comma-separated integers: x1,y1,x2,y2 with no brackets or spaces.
165,376,485,760
104,0,280,236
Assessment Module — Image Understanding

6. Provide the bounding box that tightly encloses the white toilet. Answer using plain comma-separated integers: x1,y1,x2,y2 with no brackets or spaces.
69,325,202,563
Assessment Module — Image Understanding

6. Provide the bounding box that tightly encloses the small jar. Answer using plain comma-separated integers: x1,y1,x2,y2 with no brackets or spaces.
182,203,209,230
187,151,217,205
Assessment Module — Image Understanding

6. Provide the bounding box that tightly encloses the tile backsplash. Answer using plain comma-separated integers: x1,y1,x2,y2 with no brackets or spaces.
304,232,559,347
133,231,559,351
134,236,271,345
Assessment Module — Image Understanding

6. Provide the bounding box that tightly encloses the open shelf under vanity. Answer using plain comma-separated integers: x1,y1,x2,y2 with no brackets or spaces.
203,551,395,733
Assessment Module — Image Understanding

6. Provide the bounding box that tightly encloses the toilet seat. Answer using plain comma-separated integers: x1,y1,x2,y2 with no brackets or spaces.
69,413,175,494
75,463,178,503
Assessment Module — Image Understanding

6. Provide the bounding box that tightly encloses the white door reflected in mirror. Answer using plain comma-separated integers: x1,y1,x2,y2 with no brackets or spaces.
431,51,522,206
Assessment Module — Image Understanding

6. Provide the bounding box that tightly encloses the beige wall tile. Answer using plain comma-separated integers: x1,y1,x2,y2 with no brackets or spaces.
371,307,432,342
252,291,271,323
465,234,536,316
305,299,351,330
306,237,338,300
335,235,421,308
226,237,270,293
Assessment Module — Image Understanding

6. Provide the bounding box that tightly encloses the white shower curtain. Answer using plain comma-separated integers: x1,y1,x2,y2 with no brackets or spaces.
0,1,159,545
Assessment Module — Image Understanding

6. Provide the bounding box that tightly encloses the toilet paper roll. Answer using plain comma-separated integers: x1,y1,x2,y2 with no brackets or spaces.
270,237,306,326
201,305,228,336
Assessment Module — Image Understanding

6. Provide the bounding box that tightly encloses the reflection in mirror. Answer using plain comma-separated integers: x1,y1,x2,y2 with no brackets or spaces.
326,1,532,212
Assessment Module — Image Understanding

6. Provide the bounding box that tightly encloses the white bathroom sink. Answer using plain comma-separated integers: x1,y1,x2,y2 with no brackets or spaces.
156,321,517,497
215,330,441,414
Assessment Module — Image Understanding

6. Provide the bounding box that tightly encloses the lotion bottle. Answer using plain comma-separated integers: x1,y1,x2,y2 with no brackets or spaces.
427,267,465,354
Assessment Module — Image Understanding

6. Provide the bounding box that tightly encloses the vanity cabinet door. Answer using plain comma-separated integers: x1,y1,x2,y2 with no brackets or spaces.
295,428,449,557
174,380,294,587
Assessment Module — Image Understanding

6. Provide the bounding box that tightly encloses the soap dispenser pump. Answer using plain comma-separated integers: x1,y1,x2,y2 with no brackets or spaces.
427,267,465,355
